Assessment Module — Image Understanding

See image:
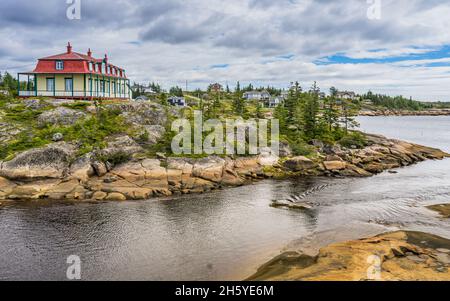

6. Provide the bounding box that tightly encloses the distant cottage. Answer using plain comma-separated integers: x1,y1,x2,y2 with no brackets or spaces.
336,91,357,101
168,96,187,107
243,90,271,101
18,42,131,100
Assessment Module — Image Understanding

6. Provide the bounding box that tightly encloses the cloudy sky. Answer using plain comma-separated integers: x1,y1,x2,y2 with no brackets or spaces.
1,0,450,101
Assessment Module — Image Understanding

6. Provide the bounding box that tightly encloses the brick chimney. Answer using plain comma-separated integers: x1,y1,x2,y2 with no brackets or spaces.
87,48,92,57
67,42,72,54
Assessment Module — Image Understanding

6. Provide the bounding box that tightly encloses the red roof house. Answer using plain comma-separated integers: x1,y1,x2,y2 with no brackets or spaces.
18,43,131,100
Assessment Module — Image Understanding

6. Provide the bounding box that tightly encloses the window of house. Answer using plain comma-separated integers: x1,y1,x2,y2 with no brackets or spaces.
46,78,55,92
56,61,64,70
102,63,106,74
65,78,73,92
89,62,93,71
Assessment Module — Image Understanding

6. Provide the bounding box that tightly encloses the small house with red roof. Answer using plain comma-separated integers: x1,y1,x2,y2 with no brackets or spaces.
18,43,131,100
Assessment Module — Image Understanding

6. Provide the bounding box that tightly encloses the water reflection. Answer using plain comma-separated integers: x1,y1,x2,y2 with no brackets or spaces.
1,116,449,280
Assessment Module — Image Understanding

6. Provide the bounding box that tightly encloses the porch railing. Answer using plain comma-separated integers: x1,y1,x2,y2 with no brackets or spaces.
18,90,130,99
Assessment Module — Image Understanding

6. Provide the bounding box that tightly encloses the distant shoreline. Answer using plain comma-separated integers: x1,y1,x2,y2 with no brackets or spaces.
359,109,450,117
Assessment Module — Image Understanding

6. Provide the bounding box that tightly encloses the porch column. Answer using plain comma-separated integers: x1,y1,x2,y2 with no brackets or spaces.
17,73,20,94
34,75,37,96
53,74,56,97
128,79,131,99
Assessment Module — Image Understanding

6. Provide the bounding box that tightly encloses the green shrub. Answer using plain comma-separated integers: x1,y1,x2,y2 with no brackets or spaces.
98,151,131,165
0,132,51,160
63,102,90,111
338,132,368,149
289,137,315,156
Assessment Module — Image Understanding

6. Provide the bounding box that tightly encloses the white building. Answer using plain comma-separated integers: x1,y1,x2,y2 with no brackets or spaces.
243,90,271,101
336,91,357,100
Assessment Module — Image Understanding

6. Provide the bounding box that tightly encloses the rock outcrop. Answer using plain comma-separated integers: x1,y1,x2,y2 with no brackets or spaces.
99,135,144,158
360,109,450,117
248,231,450,281
0,142,77,180
427,204,450,218
37,107,86,126
283,156,315,172
0,133,448,201
107,102,171,127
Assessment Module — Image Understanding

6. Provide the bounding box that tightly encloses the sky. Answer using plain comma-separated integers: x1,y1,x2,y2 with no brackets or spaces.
1,0,450,101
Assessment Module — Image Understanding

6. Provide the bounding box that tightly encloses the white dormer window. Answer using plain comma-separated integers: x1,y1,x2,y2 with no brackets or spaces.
89,62,93,71
95,64,99,72
102,63,106,74
56,61,64,70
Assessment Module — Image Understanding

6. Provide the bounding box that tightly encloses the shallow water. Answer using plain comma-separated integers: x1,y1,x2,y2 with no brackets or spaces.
0,116,449,280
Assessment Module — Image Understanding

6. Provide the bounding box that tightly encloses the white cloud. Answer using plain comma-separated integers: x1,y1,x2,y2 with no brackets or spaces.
1,0,450,101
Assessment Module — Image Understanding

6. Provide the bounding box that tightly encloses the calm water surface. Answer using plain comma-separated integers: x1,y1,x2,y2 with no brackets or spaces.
0,116,449,280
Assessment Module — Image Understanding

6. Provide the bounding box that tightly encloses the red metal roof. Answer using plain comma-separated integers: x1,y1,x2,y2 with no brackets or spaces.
29,43,127,78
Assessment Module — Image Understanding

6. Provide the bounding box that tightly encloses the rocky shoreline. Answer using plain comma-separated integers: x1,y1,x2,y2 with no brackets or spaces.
0,132,448,202
360,109,450,117
247,231,450,281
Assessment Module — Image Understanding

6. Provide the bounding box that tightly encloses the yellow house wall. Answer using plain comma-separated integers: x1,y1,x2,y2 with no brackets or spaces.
36,75,48,91
35,73,130,98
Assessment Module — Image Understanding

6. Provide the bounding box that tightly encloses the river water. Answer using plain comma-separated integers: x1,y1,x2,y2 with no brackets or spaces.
0,116,449,281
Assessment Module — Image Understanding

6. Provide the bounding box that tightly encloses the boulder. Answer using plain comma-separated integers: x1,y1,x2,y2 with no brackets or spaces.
335,164,372,177
7,180,60,199
221,158,244,186
0,176,16,199
69,154,95,182
52,133,64,142
234,157,261,176
192,156,225,183
108,102,169,126
0,122,23,144
44,179,84,199
92,161,108,177
258,149,279,167
283,156,315,172
100,135,144,159
92,191,108,200
0,142,77,180
111,159,169,190
167,158,195,186
37,107,86,126
142,125,166,145
323,161,347,171
23,99,52,110
105,192,127,201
